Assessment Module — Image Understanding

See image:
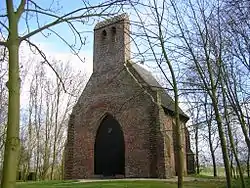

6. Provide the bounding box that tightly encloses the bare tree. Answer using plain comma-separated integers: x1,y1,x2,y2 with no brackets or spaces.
246,106,250,177
0,47,8,169
168,0,233,186
16,59,87,181
222,84,245,188
130,0,192,186
185,94,203,174
221,60,250,159
223,0,250,71
0,0,127,186
203,95,219,177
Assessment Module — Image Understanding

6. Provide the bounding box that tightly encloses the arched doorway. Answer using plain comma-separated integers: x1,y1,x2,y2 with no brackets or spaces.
94,114,125,177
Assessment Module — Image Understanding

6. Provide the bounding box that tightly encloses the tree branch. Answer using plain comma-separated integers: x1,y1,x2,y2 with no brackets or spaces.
24,39,67,93
23,9,60,20
0,21,9,32
16,0,26,20
6,0,14,16
29,0,54,12
0,41,7,47
20,0,119,41
130,2,174,88
20,13,111,41
47,28,85,63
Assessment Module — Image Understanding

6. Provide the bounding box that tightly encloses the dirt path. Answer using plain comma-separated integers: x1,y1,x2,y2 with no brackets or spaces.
78,177,224,183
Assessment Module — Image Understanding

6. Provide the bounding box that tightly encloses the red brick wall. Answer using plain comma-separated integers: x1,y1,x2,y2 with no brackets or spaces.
64,66,161,179
64,14,191,179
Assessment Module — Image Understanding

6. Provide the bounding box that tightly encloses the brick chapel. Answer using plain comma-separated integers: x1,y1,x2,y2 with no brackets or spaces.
64,13,195,179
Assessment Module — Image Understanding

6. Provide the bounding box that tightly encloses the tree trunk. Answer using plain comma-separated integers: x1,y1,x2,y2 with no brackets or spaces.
211,149,217,177
160,30,184,188
1,34,21,188
211,95,232,187
41,97,50,180
208,120,217,178
223,70,250,158
248,152,250,178
34,75,41,180
246,107,250,177
153,1,184,185
223,87,245,188
195,124,199,174
51,80,60,180
206,52,232,187
61,147,65,180
26,89,33,181
204,96,217,177
175,98,184,188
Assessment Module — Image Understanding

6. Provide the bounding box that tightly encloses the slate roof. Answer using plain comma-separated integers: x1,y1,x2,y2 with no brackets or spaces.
131,63,189,121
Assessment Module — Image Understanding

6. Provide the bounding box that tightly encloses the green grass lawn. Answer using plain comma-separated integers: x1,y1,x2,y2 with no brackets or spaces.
15,180,224,188
15,178,250,188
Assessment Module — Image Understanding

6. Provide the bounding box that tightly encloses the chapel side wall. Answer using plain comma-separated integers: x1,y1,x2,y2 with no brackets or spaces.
161,113,176,177
64,114,75,179
126,67,170,179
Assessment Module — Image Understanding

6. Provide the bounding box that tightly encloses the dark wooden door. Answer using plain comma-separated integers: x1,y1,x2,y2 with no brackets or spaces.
94,115,125,176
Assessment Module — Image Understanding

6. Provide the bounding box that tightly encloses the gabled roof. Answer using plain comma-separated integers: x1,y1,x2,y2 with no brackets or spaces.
131,63,189,121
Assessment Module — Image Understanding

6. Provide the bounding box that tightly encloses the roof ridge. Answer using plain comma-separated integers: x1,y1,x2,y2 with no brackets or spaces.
127,62,189,120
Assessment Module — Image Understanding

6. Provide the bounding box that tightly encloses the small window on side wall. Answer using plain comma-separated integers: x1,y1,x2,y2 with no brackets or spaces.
111,27,116,35
111,27,116,42
102,30,107,40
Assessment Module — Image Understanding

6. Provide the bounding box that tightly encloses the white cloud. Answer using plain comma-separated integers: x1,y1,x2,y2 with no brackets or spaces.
25,41,93,74
19,41,93,108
